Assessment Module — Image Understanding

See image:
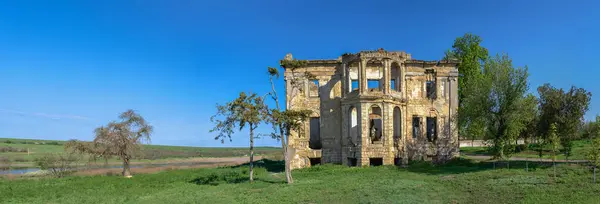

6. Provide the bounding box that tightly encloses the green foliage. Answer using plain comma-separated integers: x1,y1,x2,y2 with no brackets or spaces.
537,83,591,146
588,137,600,167
210,92,265,143
588,119,600,168
210,91,266,182
462,54,532,159
445,33,489,141
279,59,308,69
519,94,539,143
444,33,489,100
189,169,247,186
461,139,596,161
549,123,560,162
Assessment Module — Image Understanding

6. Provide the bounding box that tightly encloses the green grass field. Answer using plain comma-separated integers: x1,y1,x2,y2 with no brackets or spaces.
0,138,281,167
1,158,599,203
460,140,593,161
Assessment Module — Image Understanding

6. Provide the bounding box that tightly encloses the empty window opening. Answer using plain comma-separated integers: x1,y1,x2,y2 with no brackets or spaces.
369,158,383,166
309,79,319,97
348,158,358,167
391,62,400,91
309,158,321,166
393,107,401,146
351,80,359,91
309,117,322,149
349,107,359,144
412,116,421,139
426,117,437,142
369,105,383,143
426,80,436,99
368,80,380,91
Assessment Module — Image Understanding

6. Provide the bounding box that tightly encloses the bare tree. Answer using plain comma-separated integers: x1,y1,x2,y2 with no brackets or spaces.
210,92,265,182
65,139,113,166
65,110,153,177
34,152,80,178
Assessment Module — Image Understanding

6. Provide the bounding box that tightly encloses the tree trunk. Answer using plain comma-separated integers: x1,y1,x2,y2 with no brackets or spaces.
593,165,597,184
269,75,293,184
249,125,255,183
122,156,131,177
281,127,293,184
553,160,556,179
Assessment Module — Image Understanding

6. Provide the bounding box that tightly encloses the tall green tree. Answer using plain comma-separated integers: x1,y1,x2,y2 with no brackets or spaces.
519,94,539,144
210,92,265,182
464,54,532,160
588,117,600,183
537,84,591,161
264,59,312,184
444,33,489,142
66,110,153,177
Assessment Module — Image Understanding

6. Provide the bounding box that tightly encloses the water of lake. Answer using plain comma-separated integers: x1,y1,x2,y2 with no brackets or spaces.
0,161,217,175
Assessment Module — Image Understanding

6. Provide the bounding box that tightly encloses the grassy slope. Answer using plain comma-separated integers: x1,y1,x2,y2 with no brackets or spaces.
461,140,592,160
1,159,600,204
0,138,281,166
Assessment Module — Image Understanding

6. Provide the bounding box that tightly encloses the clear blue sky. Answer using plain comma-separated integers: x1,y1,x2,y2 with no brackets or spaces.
0,0,598,147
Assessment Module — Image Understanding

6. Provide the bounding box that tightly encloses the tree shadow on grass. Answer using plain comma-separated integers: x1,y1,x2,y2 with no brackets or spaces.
403,157,560,175
189,172,285,186
188,159,286,186
227,159,284,173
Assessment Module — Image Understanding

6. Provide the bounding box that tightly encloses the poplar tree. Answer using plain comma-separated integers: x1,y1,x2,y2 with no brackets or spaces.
211,92,265,182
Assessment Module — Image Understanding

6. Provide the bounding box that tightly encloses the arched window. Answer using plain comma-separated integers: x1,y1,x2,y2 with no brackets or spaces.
349,106,358,144
391,62,401,91
393,107,401,146
369,105,383,143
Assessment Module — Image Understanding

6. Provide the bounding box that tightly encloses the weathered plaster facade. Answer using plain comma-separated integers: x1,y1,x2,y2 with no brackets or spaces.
284,49,459,169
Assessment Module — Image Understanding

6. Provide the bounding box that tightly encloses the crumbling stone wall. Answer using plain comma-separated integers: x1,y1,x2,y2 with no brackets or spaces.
284,50,459,169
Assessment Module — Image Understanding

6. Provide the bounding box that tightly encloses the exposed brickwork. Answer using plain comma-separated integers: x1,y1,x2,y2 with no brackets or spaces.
285,49,459,169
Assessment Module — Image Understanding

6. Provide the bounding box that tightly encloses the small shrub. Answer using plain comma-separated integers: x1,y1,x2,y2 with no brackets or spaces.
0,147,27,153
4,140,13,144
190,170,247,185
0,156,11,170
13,157,29,162
46,141,60,145
34,153,80,178
515,144,528,153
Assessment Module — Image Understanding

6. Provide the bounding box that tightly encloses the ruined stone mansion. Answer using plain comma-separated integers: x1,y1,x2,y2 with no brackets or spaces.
283,49,459,169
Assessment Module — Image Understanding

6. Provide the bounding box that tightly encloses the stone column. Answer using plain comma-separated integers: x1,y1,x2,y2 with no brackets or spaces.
359,58,367,94
383,60,390,94
401,63,407,98
341,63,347,97
402,105,409,165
